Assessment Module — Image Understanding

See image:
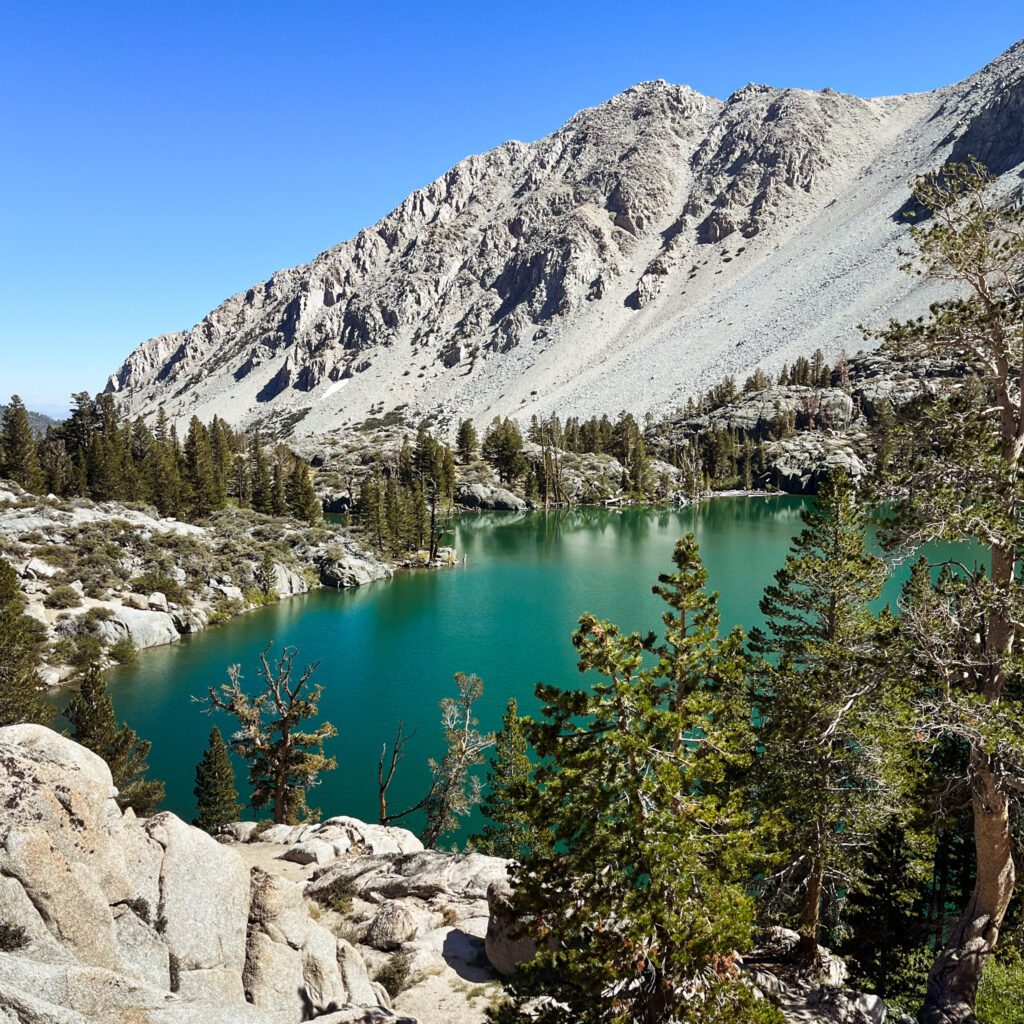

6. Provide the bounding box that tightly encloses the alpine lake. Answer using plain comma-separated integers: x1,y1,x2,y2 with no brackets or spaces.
58,497,974,840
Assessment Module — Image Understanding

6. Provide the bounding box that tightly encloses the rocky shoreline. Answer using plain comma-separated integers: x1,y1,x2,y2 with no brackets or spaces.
0,725,907,1024
0,481,403,689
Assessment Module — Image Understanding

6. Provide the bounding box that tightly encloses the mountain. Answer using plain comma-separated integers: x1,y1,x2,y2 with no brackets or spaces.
106,41,1024,439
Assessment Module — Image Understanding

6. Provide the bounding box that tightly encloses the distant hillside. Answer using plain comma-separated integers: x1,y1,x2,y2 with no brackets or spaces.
0,404,62,437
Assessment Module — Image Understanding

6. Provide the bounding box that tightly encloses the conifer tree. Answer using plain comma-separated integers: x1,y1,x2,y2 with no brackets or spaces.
378,673,493,848
0,560,52,728
411,428,454,558
0,396,43,492
207,645,336,824
192,726,242,834
254,551,278,597
496,540,772,1024
184,416,221,518
208,417,233,503
456,418,478,463
148,408,183,516
482,417,527,485
250,431,273,514
865,161,1024,1021
749,470,901,961
66,664,165,816
271,460,287,516
470,697,539,858
286,458,321,525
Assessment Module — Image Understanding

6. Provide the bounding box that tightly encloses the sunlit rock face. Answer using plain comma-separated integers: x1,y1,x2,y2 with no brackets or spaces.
106,44,1024,440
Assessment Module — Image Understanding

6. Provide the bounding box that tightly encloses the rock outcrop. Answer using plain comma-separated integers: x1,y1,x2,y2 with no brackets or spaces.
0,724,404,1023
106,43,1024,441
225,825,508,1024
455,482,528,511
0,485,397,685
761,432,868,494
0,726,905,1024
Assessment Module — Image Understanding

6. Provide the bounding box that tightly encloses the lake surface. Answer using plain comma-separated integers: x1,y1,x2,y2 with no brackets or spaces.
67,498,970,840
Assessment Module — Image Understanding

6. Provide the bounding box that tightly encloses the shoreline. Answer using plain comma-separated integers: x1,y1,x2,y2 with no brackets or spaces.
17,490,800,692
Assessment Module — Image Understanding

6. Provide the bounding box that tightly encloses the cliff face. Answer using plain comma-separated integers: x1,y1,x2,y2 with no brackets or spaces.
106,43,1024,439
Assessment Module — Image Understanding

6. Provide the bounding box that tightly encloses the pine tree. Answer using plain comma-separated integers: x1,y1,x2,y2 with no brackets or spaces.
184,416,221,518
456,418,478,463
865,161,1024,1020
66,664,165,816
250,431,273,514
148,408,183,516
0,560,53,728
286,458,321,525
206,645,336,824
481,417,527,485
749,469,901,961
378,673,493,848
0,396,43,492
271,460,287,516
254,551,278,597
471,698,539,858
496,540,772,1024
411,428,453,559
192,726,242,834
841,817,930,998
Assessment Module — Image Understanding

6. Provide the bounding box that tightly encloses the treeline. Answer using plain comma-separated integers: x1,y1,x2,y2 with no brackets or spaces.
680,347,852,419
0,392,320,524
355,427,456,557
456,411,655,502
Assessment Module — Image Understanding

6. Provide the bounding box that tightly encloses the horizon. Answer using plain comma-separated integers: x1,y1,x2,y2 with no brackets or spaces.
2,2,1023,413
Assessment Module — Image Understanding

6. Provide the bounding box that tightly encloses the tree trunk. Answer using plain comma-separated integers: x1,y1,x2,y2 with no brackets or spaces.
798,856,823,963
919,542,1017,1023
918,752,1015,1023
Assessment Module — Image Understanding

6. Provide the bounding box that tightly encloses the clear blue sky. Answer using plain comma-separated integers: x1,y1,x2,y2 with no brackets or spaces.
2,1,1021,414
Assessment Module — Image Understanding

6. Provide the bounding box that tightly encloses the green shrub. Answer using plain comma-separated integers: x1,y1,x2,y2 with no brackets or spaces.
109,637,138,664
49,637,77,664
130,572,185,605
875,946,933,1019
206,597,242,627
373,950,414,998
309,876,356,916
82,606,115,626
251,819,276,840
45,585,82,609
242,587,277,608
69,633,105,670
0,923,27,951
978,954,1024,1024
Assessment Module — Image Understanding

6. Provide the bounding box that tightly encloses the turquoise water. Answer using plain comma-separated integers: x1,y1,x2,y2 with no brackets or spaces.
67,498,972,838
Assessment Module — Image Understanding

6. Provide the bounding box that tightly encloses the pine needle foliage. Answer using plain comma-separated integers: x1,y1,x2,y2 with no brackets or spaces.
0,560,52,728
206,644,337,824
748,469,903,959
192,725,242,834
494,537,777,1024
470,697,542,859
0,396,43,492
864,159,1024,1020
65,663,165,816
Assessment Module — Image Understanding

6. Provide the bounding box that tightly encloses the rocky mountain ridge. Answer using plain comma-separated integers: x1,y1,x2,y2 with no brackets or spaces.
106,42,1024,442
